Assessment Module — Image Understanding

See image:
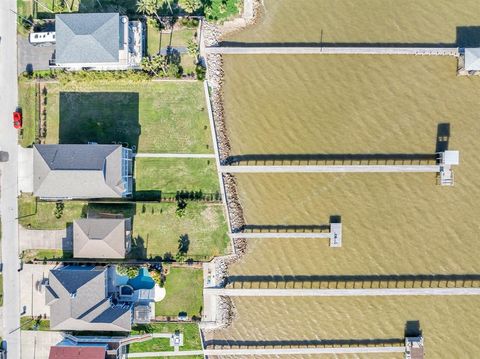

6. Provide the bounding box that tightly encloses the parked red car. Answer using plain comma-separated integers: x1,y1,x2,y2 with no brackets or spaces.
13,111,22,129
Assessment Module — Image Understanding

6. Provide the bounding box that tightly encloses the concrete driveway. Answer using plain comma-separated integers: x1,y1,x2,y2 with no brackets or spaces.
21,330,63,359
20,264,57,317
19,225,72,251
17,35,54,74
18,146,33,194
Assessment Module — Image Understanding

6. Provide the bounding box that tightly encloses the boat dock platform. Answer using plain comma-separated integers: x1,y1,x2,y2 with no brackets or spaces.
230,222,342,247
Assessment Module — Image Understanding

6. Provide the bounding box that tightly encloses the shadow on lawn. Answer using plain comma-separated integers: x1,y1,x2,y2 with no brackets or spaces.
59,92,141,149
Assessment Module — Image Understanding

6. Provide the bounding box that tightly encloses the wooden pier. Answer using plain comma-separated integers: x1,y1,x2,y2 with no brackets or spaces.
220,151,459,186
127,346,406,357
230,222,342,247
204,287,480,297
220,164,441,173
205,46,459,56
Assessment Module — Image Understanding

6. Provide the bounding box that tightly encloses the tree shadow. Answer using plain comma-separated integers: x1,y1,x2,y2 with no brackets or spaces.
129,235,147,259
58,92,140,149
178,234,190,255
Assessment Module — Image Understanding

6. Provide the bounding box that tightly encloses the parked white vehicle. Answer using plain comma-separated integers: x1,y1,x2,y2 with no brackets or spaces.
29,31,56,45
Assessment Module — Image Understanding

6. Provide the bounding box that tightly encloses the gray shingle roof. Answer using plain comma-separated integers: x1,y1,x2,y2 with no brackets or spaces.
46,266,132,332
55,13,120,64
74,218,130,259
33,144,126,199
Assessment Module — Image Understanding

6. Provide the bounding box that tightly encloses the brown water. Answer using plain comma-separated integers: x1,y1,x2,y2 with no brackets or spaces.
211,0,480,356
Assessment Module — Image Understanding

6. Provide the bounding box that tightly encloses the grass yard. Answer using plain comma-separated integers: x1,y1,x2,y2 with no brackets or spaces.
134,158,219,199
18,195,86,230
147,24,197,55
130,322,202,353
155,267,203,318
44,81,212,153
18,199,229,260
89,202,229,260
22,249,73,262
18,80,37,147
146,24,198,74
20,316,50,331
131,202,229,259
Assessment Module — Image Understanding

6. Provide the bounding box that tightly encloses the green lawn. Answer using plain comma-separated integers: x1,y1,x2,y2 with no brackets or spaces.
132,202,229,259
130,323,202,353
90,202,229,260
147,24,196,56
146,24,197,74
22,249,73,262
134,158,219,199
18,80,37,147
44,81,212,153
155,267,203,318
18,195,86,230
20,199,229,259
20,316,50,331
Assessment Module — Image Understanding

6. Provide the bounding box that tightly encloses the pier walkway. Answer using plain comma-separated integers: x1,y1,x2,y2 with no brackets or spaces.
220,164,440,173
204,287,480,297
230,222,342,247
220,150,459,186
206,46,459,56
127,347,405,357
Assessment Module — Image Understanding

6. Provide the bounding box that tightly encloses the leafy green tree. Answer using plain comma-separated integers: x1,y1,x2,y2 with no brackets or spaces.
179,0,202,14
137,0,161,22
187,39,199,60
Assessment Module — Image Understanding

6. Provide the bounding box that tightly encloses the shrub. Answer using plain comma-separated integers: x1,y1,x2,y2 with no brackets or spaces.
54,202,64,219
195,64,206,80
116,265,140,278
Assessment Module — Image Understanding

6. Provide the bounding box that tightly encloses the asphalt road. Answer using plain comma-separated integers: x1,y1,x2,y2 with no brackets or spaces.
0,1,21,358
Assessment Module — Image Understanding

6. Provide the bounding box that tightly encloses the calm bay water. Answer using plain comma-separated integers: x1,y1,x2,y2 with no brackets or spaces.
210,1,480,356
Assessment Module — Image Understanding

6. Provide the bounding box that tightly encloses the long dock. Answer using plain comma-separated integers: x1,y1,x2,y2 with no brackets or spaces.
204,287,480,297
230,222,342,247
220,164,441,173
127,346,405,357
205,46,459,56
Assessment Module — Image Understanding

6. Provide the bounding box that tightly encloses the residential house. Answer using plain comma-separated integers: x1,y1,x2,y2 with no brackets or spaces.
50,12,143,70
49,335,127,359
73,218,132,259
45,265,156,332
33,144,133,199
49,345,107,359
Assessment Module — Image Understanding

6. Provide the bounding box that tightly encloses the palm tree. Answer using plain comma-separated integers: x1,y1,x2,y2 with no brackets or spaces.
136,0,161,22
179,0,201,14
